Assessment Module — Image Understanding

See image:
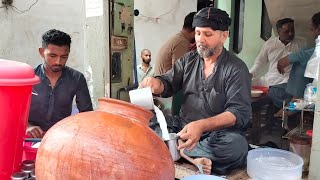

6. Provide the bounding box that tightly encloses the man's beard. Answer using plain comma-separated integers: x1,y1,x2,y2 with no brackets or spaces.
143,59,150,65
50,65,64,72
197,43,222,58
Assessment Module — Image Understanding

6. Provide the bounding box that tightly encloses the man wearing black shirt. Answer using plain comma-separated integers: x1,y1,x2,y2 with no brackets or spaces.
141,8,251,174
27,29,93,138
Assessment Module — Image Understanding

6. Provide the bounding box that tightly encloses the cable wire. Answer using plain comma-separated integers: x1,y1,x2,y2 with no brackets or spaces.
9,0,39,14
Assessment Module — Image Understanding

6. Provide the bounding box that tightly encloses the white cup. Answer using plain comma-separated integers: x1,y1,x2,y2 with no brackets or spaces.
129,87,154,110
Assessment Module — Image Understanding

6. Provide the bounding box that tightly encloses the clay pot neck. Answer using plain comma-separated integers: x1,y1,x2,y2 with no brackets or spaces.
97,98,154,125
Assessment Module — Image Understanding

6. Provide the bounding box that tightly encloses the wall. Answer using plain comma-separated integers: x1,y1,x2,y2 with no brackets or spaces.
0,0,110,108
216,0,232,51
265,0,320,47
0,0,85,70
133,0,268,69
84,0,110,107
134,0,197,66
217,0,269,68
110,0,135,100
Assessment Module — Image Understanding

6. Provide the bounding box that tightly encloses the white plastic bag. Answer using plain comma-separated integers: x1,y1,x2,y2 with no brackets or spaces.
304,83,317,102
305,35,320,80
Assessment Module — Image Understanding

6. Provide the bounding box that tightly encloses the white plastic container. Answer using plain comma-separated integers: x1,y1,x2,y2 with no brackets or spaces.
247,148,303,180
182,174,226,180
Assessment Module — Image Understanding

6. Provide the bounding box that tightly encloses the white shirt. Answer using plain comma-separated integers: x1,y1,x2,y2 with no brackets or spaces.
305,35,320,80
250,36,306,87
136,64,154,84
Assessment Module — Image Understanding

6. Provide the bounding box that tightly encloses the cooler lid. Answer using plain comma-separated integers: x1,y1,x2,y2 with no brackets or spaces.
0,59,40,86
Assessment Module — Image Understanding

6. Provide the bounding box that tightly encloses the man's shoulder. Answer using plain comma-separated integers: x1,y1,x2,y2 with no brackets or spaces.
181,50,198,61
162,33,189,49
64,66,85,79
224,51,248,70
34,64,44,76
294,36,306,42
293,36,307,46
34,64,42,71
263,36,278,45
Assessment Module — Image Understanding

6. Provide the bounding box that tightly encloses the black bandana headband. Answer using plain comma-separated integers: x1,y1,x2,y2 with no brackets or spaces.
192,7,232,31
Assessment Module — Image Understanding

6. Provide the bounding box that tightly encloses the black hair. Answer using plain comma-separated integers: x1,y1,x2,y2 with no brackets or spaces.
312,12,320,27
276,18,294,29
41,29,71,48
183,12,197,31
141,49,151,55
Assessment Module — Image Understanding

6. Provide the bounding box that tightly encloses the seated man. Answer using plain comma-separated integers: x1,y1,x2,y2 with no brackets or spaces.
275,12,320,117
250,18,306,108
27,29,93,138
140,7,251,175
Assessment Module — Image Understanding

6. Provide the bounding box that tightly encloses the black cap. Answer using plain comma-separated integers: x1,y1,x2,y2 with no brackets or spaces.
193,7,232,31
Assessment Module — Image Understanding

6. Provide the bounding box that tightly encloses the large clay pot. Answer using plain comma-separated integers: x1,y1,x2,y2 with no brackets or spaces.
35,98,175,180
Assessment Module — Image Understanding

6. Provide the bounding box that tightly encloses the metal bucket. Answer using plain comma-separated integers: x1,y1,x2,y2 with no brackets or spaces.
164,133,180,161
289,135,311,174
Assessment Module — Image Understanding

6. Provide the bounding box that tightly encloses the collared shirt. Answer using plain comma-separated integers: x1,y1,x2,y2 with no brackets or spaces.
286,47,315,97
28,64,93,131
157,49,252,130
136,64,154,84
305,35,320,80
154,32,190,75
250,36,306,87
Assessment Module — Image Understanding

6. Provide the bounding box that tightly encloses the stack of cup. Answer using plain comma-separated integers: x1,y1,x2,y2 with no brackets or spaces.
11,160,36,180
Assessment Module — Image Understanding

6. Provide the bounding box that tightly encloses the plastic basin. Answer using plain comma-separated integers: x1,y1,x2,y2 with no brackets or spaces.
182,174,226,180
247,148,303,180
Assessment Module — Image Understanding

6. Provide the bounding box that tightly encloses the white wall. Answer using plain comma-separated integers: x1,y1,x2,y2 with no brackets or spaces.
0,0,85,71
134,0,197,66
0,0,110,108
265,0,320,47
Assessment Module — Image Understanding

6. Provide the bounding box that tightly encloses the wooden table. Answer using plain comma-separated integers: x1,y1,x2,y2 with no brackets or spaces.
249,94,273,144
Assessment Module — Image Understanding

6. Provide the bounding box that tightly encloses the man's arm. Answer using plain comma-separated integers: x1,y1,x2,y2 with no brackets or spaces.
76,74,93,112
141,54,186,97
249,43,269,78
178,62,251,150
26,123,44,138
177,112,236,150
277,48,315,74
139,77,164,94
171,42,190,66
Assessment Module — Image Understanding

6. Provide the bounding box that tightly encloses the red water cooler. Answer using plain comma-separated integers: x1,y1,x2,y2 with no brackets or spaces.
0,59,40,179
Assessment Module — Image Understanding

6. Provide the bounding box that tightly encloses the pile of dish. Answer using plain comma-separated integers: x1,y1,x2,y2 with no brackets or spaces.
251,89,264,98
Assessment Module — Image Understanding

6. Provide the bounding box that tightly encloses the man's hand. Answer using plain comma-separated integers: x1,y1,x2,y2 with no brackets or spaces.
139,77,164,94
177,121,204,151
277,56,290,74
26,126,44,138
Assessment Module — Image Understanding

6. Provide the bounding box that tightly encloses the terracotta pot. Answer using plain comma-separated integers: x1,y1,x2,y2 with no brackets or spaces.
35,98,175,180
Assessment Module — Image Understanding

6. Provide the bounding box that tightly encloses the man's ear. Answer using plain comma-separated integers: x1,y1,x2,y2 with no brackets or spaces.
221,31,229,42
316,24,320,34
39,48,44,58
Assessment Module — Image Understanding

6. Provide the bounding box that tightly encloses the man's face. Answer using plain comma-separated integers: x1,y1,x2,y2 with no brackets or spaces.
141,51,151,64
195,27,228,58
310,23,320,39
278,23,295,44
39,44,70,73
